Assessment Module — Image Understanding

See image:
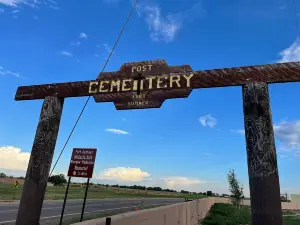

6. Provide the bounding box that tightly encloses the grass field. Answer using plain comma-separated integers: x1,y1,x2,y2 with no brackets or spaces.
202,203,300,225
0,183,205,200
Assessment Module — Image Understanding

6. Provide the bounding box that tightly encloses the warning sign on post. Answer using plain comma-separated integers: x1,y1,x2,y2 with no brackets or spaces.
67,148,97,178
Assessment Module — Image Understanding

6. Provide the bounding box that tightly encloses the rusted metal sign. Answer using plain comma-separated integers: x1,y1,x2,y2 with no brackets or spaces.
15,59,300,110
67,148,97,178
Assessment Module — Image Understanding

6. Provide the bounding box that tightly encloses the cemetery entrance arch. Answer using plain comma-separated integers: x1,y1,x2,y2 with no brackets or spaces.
15,59,300,225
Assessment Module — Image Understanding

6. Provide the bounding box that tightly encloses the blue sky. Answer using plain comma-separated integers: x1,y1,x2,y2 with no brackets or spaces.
0,0,300,197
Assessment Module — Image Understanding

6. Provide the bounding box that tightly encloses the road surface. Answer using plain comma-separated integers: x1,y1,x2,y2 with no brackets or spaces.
0,198,183,224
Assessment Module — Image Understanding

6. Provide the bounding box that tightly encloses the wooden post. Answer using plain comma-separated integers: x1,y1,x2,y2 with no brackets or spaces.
242,82,283,225
16,96,64,225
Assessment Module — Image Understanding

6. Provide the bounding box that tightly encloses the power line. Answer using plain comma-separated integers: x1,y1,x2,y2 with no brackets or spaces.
292,0,300,37
49,0,140,176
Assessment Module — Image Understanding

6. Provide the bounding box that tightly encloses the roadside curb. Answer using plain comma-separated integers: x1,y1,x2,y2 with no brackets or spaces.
0,200,19,205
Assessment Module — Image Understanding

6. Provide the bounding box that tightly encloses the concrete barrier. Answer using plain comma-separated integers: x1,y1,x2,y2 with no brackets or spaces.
72,198,216,225
72,197,300,225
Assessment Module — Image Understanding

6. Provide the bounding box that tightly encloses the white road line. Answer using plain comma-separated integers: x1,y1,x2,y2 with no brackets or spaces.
0,201,142,212
43,201,141,210
0,203,166,224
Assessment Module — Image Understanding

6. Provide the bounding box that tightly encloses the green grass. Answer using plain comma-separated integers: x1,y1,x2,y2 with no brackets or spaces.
0,183,205,200
202,203,300,225
202,203,251,225
283,216,300,225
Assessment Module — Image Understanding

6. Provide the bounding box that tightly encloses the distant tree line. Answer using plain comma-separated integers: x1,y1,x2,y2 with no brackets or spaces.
0,172,24,179
2,171,266,201
96,183,223,197
103,184,179,192
0,172,221,196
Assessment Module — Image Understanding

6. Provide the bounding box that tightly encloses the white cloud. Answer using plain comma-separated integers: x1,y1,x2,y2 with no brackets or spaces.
103,43,112,53
0,146,30,171
230,129,245,135
0,66,23,78
0,0,22,7
49,4,59,10
97,167,150,182
199,114,217,128
79,32,88,39
12,9,19,13
274,120,300,150
231,120,300,153
143,6,179,43
135,1,204,43
105,128,130,135
161,176,217,189
4,70,22,77
60,51,73,57
277,38,300,63
279,154,288,158
102,43,120,58
0,0,58,9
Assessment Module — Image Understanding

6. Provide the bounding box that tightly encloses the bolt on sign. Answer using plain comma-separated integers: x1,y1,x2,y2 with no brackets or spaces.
67,148,97,178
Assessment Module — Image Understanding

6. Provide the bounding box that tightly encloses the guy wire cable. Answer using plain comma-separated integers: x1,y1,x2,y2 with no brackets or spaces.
49,0,140,176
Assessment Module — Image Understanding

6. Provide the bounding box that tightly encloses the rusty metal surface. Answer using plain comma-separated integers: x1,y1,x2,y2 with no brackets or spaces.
15,61,300,101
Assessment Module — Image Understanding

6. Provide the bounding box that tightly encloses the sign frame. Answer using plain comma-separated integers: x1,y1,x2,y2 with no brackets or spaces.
67,148,97,178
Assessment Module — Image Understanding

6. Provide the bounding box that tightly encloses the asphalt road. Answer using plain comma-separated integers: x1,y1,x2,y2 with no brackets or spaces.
0,198,183,225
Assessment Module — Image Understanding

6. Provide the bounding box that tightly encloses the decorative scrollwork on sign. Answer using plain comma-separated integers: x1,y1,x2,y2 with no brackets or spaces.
242,82,278,178
26,96,64,184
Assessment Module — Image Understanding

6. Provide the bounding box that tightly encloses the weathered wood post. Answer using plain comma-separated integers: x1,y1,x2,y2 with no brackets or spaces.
242,82,283,225
16,96,64,225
